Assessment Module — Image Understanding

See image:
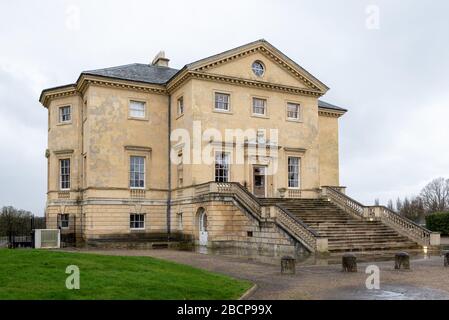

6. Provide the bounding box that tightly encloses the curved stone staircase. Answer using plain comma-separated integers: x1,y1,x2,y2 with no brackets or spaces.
260,198,420,252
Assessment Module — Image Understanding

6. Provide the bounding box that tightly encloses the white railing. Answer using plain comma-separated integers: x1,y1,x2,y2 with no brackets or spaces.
322,186,365,219
322,186,440,246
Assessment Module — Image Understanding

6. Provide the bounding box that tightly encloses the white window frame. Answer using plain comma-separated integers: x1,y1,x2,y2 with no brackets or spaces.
214,93,230,112
214,152,230,183
252,98,267,116
287,102,301,120
129,156,145,189
129,100,146,119
288,156,301,189
59,158,71,191
130,213,145,230
59,106,72,123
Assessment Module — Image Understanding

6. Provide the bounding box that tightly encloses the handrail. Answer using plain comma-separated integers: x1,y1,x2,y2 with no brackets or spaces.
273,205,319,252
377,206,433,246
322,186,437,246
192,182,325,252
322,186,365,218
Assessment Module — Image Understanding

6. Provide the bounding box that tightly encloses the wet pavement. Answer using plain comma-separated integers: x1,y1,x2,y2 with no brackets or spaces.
67,246,449,300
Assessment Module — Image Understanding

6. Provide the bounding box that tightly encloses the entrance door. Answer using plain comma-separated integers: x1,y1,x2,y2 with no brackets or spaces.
199,210,208,246
253,166,266,197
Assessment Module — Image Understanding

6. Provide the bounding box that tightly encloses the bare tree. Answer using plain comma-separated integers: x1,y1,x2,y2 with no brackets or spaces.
0,206,33,238
419,178,449,213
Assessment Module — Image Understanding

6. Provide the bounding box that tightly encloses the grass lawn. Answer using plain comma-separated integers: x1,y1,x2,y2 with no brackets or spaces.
0,249,252,300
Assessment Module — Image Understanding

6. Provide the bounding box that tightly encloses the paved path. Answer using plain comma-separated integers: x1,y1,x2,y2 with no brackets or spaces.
65,248,449,300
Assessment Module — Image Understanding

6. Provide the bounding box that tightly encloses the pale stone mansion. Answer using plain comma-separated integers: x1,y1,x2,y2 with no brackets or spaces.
40,39,439,253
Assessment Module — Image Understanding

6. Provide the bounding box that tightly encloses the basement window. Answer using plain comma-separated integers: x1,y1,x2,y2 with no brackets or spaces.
130,214,145,230
59,214,69,229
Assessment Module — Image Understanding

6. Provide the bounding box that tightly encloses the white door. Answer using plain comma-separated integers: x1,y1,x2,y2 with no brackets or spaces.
199,212,208,246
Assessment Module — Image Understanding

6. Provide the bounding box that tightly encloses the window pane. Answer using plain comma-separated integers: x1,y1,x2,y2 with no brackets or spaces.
287,103,300,119
253,98,266,115
215,93,230,111
130,214,145,229
59,106,71,122
60,159,70,190
130,156,145,188
288,157,300,188
129,101,146,118
215,152,230,182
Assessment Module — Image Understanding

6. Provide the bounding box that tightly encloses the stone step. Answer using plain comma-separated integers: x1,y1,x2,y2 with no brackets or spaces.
260,197,420,252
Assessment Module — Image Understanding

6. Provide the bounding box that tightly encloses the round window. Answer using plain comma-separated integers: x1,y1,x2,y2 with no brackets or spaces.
252,61,265,77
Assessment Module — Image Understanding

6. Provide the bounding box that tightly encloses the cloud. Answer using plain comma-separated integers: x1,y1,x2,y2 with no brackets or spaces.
0,0,449,213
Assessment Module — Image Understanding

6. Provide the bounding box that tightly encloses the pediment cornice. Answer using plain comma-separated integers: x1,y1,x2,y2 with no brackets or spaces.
168,70,324,97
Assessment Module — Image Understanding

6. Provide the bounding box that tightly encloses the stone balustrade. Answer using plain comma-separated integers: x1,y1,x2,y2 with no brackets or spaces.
321,186,441,247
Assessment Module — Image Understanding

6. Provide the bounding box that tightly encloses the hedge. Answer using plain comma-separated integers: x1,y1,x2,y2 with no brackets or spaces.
426,212,449,236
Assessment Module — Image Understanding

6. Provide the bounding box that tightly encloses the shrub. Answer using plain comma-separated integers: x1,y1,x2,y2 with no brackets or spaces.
426,212,449,235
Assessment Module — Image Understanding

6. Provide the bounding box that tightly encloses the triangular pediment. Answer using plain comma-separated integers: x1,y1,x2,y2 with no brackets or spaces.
186,40,329,93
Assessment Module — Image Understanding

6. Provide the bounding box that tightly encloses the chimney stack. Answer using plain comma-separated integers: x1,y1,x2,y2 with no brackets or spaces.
151,51,170,67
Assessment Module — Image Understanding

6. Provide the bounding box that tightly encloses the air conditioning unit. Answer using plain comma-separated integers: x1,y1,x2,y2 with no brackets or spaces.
34,229,60,249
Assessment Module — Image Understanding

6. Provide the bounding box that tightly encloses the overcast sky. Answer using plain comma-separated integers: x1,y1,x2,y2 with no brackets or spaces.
1,0,449,215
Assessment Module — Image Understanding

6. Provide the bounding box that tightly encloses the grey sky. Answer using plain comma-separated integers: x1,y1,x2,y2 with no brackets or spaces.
1,0,449,215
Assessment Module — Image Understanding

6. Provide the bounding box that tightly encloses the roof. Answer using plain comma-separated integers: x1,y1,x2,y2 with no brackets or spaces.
318,100,347,112
40,40,346,113
81,63,179,85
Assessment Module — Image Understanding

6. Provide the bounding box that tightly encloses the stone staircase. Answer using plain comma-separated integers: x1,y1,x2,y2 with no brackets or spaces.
259,198,420,252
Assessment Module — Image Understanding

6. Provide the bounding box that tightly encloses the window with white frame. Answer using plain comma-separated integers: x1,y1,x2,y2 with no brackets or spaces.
129,156,145,188
288,157,300,188
215,152,230,182
129,100,146,118
59,159,71,190
177,97,184,116
130,214,145,230
252,98,266,115
214,93,230,111
287,103,300,120
59,106,71,123
59,214,69,228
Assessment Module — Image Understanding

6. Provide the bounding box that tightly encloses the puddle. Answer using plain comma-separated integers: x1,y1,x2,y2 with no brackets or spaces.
177,245,447,267
327,284,449,300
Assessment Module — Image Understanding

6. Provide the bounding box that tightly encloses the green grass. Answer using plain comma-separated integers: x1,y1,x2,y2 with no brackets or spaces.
0,249,252,300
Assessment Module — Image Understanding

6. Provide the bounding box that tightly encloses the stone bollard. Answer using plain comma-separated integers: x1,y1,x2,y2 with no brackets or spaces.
444,252,449,267
342,253,357,272
395,252,410,270
281,256,296,275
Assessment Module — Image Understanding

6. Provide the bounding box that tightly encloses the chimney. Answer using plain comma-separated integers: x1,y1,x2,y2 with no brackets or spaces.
151,51,170,67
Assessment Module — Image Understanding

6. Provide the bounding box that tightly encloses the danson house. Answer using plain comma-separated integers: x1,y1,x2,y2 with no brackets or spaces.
39,39,440,253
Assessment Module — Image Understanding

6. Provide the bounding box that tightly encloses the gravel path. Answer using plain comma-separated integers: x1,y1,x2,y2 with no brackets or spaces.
63,248,449,300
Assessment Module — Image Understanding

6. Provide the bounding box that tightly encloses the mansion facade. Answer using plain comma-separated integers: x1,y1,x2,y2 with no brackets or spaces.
40,40,438,253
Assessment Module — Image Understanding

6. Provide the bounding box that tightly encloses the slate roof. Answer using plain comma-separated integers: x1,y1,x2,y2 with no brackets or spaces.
318,100,347,112
81,63,179,85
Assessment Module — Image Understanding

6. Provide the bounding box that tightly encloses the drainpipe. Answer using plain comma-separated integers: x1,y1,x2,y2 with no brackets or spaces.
166,94,172,241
